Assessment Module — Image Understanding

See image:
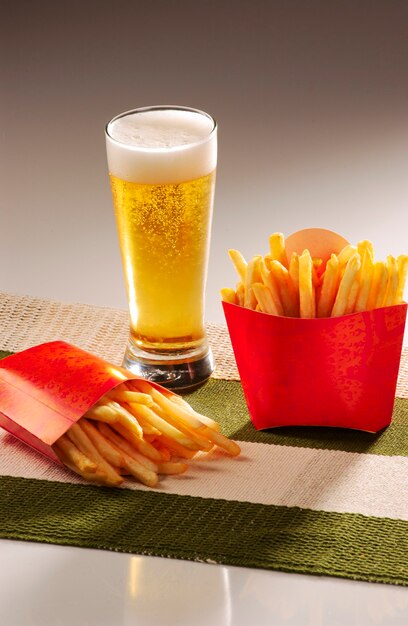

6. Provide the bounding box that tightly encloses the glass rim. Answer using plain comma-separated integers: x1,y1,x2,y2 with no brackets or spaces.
105,105,217,152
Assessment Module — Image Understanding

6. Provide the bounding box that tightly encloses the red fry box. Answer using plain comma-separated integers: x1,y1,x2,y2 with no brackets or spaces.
0,341,165,463
223,301,407,432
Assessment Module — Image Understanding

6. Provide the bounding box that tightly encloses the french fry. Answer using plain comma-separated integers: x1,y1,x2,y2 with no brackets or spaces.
357,240,374,260
156,434,198,459
220,287,238,305
80,418,124,469
150,387,240,456
97,423,158,473
108,400,144,440
252,283,280,315
288,252,300,313
97,424,158,487
366,261,388,311
354,248,375,312
259,258,284,315
337,244,358,266
157,461,188,475
84,403,118,423
168,394,221,432
53,442,109,485
396,255,408,304
269,260,298,317
236,282,245,306
344,272,361,315
107,388,154,407
151,401,215,452
228,249,247,283
244,255,262,309
331,253,361,317
269,232,288,268
317,254,340,317
374,262,389,309
55,372,241,488
53,434,97,474
383,256,399,307
299,249,315,318
154,442,172,461
66,422,123,487
124,401,203,451
224,233,405,317
110,421,163,461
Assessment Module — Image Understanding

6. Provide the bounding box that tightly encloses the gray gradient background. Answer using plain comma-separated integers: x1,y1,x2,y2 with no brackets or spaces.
1,0,408,324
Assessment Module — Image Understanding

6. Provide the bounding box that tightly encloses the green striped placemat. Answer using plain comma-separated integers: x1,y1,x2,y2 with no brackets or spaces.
0,349,407,586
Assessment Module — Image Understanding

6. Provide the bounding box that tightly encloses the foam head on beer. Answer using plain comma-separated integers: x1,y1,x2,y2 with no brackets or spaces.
106,107,217,184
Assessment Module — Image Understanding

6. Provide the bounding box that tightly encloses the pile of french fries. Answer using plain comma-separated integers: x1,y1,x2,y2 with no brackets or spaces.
52,379,240,488
221,233,407,318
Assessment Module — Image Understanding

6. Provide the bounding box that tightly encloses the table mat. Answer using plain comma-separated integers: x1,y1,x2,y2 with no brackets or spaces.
0,291,407,586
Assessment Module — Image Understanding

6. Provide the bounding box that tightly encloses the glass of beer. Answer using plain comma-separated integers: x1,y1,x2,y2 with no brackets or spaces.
105,106,217,389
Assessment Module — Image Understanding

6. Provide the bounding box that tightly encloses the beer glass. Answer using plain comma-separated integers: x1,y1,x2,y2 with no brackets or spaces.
105,106,217,389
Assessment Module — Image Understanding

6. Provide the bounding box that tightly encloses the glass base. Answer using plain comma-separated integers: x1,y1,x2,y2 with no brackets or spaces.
122,340,215,391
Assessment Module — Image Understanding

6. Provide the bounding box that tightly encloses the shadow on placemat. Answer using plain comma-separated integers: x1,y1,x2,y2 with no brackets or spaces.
185,378,408,457
1,349,406,457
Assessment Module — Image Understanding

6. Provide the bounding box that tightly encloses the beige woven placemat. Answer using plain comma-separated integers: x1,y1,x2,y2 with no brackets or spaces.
0,291,238,380
1,291,407,396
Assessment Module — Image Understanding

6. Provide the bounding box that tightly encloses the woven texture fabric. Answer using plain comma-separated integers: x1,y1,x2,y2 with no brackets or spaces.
0,291,238,381
1,475,406,586
1,291,408,586
1,291,407,393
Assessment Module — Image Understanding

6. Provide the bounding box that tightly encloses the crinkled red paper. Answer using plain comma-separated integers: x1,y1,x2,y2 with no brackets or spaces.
0,341,165,462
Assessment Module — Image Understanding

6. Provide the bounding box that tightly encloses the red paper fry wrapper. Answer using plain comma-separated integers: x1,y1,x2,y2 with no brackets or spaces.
223,301,407,432
0,341,165,463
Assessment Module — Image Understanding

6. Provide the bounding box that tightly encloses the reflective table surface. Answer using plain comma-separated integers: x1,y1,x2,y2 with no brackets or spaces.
1,539,407,626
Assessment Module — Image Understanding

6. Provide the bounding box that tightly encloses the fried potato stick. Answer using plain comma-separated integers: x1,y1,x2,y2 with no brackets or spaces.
299,250,315,318
244,255,262,309
154,434,197,460
122,401,202,451
107,389,154,407
97,423,158,473
317,254,340,317
357,240,374,260
145,386,241,457
110,421,163,462
151,401,215,452
259,258,284,315
236,282,245,306
53,434,97,474
107,400,144,440
80,418,124,469
53,442,109,485
167,394,221,432
220,288,238,305
66,422,123,487
366,261,388,310
252,283,281,315
337,245,358,266
383,256,399,307
354,248,375,312
157,461,188,475
228,249,247,283
331,253,361,317
269,232,288,268
269,260,298,317
84,403,117,424
396,255,408,304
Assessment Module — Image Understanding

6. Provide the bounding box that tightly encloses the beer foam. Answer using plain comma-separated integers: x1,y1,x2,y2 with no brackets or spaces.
106,108,217,184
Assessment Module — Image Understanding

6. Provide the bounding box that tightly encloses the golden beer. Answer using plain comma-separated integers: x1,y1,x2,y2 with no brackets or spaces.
110,171,215,350
105,106,217,388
